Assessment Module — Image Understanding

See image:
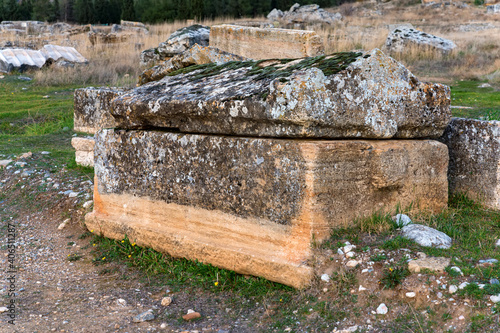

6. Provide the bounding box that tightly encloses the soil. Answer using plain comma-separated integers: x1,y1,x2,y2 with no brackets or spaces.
0,153,498,333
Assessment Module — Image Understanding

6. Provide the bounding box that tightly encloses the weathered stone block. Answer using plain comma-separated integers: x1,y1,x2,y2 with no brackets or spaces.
71,137,95,167
440,117,500,209
74,87,125,134
385,27,456,54
112,49,451,139
209,24,324,60
86,129,448,287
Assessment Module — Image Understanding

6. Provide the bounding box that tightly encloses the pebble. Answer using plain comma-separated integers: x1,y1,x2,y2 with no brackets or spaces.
345,252,355,258
358,285,367,291
161,297,172,307
116,298,127,306
496,239,500,247
160,323,167,329
450,266,463,275
449,285,458,294
406,292,416,298
490,295,500,303
57,219,70,230
83,200,93,209
459,282,469,289
337,248,344,255
0,307,8,313
183,310,201,321
321,274,330,282
459,315,465,320
392,214,412,227
490,279,499,285
68,191,79,198
132,310,155,323
344,245,355,253
376,303,388,315
41,151,50,155
346,260,360,268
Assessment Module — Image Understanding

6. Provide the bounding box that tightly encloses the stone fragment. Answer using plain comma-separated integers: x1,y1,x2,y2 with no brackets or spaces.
491,279,499,285
376,303,388,314
346,260,361,268
402,224,452,249
161,297,172,306
71,137,95,167
278,3,342,25
490,295,500,303
478,259,499,267
116,298,127,306
86,130,448,288
497,239,500,247
440,118,500,210
408,257,450,273
83,200,93,209
139,44,247,85
392,214,412,228
450,266,463,275
321,274,330,282
267,8,284,20
0,160,12,167
133,310,155,323
112,49,451,139
18,152,32,159
406,292,416,298
58,218,70,230
487,4,500,13
385,27,456,54
182,311,201,321
140,24,209,66
73,87,125,134
358,285,367,291
210,24,324,60
345,252,355,258
458,282,469,289
449,285,458,294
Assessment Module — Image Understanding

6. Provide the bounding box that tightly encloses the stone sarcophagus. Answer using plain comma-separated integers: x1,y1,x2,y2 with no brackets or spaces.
82,47,450,287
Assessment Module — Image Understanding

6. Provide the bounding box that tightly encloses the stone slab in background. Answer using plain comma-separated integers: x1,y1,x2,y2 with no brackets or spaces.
487,4,500,13
385,27,456,54
113,49,451,139
41,44,88,64
209,24,324,60
86,129,448,287
440,117,500,210
71,137,95,167
74,87,125,134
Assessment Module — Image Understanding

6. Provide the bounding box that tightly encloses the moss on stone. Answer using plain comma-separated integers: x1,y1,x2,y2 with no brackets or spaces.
167,51,368,82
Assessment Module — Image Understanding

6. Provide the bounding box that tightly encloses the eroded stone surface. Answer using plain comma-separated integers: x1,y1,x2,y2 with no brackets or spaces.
440,118,500,210
210,24,324,60
139,44,248,85
112,48,451,139
86,130,448,287
71,137,95,167
385,27,456,54
268,4,342,25
74,87,125,134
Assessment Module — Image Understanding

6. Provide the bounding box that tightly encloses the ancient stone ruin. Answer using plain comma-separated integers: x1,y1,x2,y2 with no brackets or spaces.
267,3,342,26
385,27,456,54
75,37,451,287
0,44,87,73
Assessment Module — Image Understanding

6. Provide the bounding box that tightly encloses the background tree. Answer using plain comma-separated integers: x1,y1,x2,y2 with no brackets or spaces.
74,0,95,23
33,0,54,21
121,0,135,21
5,0,20,20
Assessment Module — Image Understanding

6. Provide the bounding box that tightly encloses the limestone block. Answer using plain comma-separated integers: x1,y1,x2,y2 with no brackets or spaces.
74,87,125,134
385,27,456,54
86,130,448,287
71,137,95,167
209,24,324,60
440,117,500,209
487,4,500,13
112,49,451,139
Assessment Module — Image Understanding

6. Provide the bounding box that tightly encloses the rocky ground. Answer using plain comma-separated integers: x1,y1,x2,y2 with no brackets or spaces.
1,152,499,333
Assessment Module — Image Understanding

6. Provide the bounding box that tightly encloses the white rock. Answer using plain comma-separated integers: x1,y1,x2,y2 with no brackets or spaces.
478,284,486,289
359,285,367,291
0,307,8,313
437,292,443,298
116,298,127,306
345,252,355,258
406,292,416,298
449,285,458,294
376,303,388,315
160,323,167,329
83,200,93,209
385,27,456,54
346,260,360,268
57,218,70,230
187,309,195,314
161,297,172,307
68,191,79,198
344,245,355,253
0,160,13,167
496,239,500,247
401,224,452,249
459,315,465,320
450,266,463,275
458,282,469,290
41,151,50,155
321,274,330,282
392,214,412,227
490,295,500,303
337,248,344,255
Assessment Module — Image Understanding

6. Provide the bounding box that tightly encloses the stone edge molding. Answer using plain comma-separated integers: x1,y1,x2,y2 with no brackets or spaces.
86,129,449,288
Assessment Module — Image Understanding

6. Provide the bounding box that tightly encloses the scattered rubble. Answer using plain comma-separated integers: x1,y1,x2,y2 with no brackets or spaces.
385,27,456,54
267,3,342,26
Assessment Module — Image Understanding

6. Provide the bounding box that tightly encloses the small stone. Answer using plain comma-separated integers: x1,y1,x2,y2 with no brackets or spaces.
321,274,330,283
376,303,388,315
478,259,498,267
343,245,355,253
41,151,50,155
43,95,50,99
490,279,499,285
57,219,70,230
337,248,344,255
161,297,172,307
358,285,367,291
0,160,13,167
83,200,93,209
450,266,463,275
346,260,360,268
0,307,8,313
459,282,469,290
496,239,500,247
478,284,486,289
449,285,458,294
182,311,201,321
406,292,416,298
392,214,412,227
132,310,155,323
18,152,32,159
437,292,443,298
490,295,500,303
116,298,127,306
68,192,79,198
160,323,167,329
408,257,450,273
345,252,355,258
